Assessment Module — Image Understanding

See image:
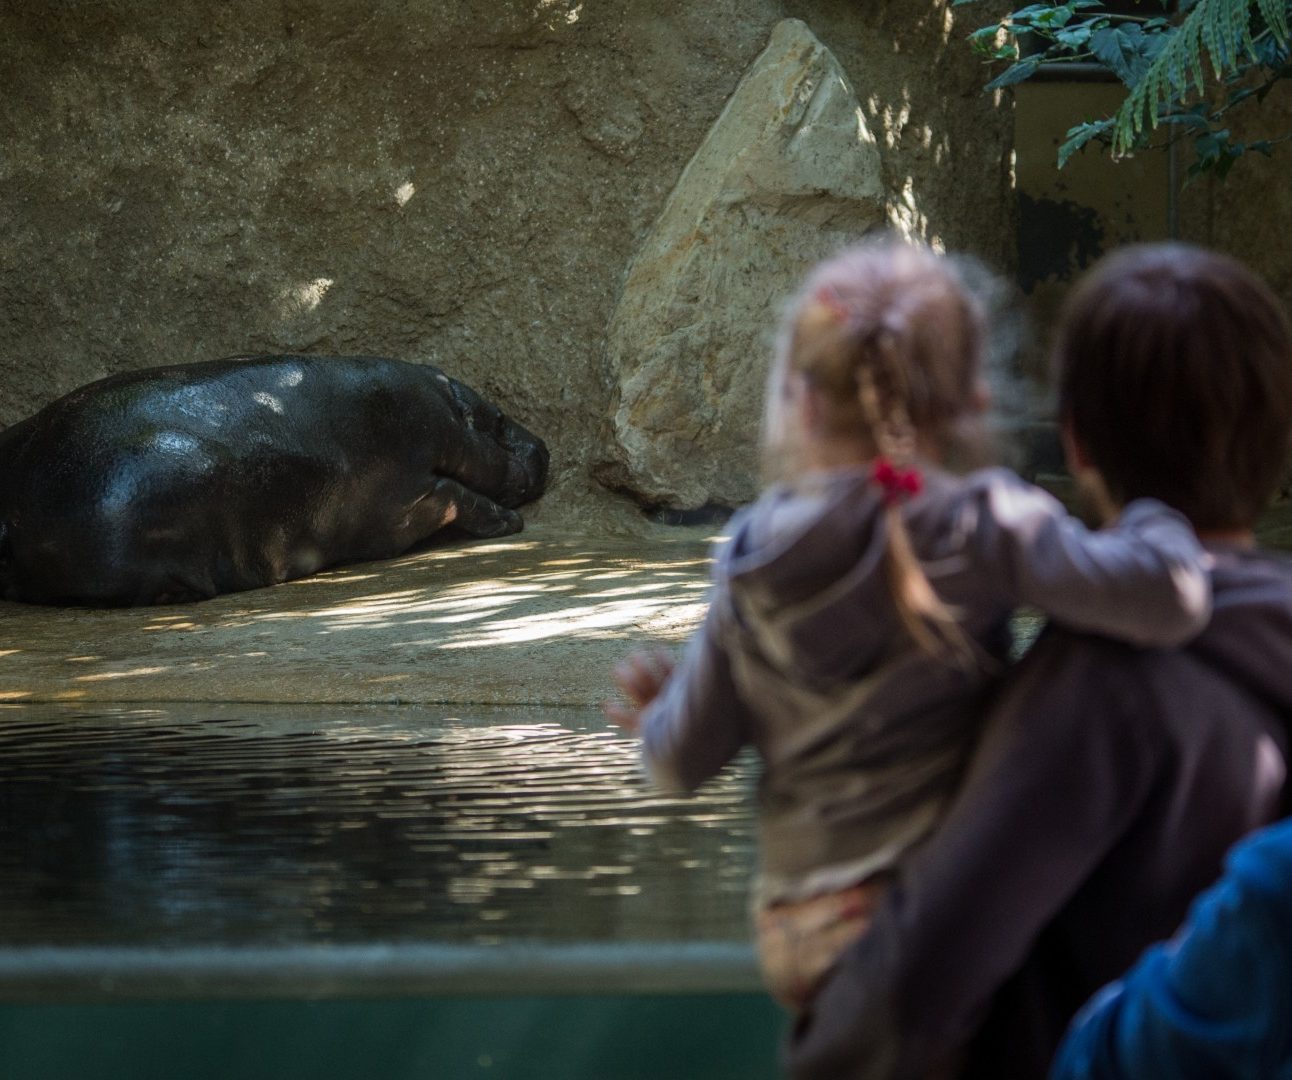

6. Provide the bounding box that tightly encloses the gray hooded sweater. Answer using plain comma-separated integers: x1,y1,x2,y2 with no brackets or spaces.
638,465,1210,905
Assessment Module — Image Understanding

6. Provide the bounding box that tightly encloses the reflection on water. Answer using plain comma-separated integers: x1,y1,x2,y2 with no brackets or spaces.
0,704,756,949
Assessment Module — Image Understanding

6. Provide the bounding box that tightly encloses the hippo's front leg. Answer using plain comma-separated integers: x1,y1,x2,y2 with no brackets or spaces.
403,477,523,542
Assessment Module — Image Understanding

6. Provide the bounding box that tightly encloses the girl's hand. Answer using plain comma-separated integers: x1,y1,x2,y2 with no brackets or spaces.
604,648,676,734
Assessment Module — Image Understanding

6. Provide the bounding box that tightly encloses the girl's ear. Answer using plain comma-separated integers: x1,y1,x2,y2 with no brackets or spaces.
777,371,817,432
971,379,991,415
796,375,842,444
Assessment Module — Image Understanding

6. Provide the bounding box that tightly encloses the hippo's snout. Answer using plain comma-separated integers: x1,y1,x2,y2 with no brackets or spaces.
500,421,550,508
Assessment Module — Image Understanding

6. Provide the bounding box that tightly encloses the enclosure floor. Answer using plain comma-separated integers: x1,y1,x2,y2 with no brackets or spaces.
0,523,716,706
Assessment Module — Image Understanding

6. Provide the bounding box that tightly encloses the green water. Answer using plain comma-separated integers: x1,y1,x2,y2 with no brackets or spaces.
0,702,775,1079
0,993,786,1080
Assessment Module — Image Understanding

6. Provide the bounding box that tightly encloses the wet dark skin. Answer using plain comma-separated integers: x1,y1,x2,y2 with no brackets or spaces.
0,354,549,606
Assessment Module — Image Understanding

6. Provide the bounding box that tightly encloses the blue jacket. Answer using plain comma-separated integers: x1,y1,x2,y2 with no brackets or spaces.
1052,817,1292,1080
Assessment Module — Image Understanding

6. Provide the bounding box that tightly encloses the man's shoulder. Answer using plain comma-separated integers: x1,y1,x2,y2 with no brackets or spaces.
1000,622,1236,747
1210,544,1292,614
1017,623,1173,681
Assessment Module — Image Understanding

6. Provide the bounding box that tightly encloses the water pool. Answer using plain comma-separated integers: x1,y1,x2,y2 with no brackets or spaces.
0,702,782,1079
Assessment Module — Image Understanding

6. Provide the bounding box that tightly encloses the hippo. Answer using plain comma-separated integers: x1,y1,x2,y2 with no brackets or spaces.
0,354,549,606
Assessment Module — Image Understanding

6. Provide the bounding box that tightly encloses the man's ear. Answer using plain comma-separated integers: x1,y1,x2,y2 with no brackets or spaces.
1060,417,1092,473
1061,417,1121,525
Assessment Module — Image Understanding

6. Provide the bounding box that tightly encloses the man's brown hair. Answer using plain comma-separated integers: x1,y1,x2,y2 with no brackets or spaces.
1056,243,1292,531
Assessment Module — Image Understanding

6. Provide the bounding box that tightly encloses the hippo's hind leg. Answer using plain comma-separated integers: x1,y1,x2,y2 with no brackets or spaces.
403,476,523,543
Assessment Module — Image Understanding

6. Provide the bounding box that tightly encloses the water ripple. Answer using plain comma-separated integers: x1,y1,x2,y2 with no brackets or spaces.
0,704,757,950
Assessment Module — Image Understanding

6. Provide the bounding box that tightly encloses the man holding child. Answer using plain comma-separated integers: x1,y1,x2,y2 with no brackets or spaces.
786,244,1292,1078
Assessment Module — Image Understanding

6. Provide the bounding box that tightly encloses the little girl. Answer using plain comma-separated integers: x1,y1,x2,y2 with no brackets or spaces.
606,239,1212,1012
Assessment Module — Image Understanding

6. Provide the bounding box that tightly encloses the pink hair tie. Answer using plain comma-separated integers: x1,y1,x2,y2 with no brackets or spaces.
873,458,922,506
814,285,853,324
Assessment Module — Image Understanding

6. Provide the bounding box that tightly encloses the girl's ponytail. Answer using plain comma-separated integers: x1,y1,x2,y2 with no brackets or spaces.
771,241,989,667
855,342,974,666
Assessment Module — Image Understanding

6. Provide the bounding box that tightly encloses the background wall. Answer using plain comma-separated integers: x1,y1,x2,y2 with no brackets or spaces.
0,1,1014,520
1176,81,1292,300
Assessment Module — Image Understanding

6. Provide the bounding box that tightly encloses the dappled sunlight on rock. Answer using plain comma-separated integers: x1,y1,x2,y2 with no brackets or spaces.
435,596,711,650
0,525,718,705
75,666,169,682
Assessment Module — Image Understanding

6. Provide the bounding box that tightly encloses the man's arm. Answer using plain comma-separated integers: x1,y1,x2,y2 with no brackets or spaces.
785,632,1160,1079
1051,818,1292,1080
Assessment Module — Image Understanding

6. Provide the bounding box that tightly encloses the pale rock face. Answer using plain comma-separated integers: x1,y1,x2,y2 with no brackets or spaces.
598,18,888,511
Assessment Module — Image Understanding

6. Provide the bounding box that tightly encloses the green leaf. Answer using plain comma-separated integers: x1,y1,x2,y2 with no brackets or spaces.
1194,127,1233,159
1090,23,1161,86
985,55,1044,89
1011,3,1069,19
1031,4,1079,29
1110,0,1289,154
1212,148,1242,178
1055,23,1096,47
1058,118,1115,165
1090,25,1137,81
1158,106,1213,128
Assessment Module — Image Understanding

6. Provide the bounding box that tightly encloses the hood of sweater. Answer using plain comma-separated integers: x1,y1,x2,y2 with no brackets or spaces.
713,465,987,689
1193,543,1292,732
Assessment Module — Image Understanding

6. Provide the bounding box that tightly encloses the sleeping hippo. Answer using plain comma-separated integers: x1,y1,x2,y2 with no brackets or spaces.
0,354,549,606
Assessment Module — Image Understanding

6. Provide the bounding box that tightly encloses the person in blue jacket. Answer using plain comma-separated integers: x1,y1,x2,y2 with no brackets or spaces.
1051,817,1292,1080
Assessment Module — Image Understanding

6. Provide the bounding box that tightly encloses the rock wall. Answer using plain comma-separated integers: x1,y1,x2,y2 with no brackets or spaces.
596,20,887,510
0,1,1015,520
1177,80,1292,305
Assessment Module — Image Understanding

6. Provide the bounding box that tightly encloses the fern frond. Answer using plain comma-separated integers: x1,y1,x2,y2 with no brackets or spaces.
1257,0,1290,42
1111,0,1289,153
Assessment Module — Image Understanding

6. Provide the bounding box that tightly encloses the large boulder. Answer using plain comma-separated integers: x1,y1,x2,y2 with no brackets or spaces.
597,18,888,511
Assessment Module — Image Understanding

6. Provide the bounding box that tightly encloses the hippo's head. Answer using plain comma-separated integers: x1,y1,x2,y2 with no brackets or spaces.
498,415,550,509
443,374,548,509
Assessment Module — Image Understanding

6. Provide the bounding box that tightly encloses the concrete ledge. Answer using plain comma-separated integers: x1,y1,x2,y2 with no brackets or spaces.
0,941,761,1004
0,523,717,707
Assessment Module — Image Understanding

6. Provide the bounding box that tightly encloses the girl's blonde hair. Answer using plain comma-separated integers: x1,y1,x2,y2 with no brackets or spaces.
763,238,986,661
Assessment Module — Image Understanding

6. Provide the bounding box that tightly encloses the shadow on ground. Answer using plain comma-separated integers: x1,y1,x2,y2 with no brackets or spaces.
0,524,719,706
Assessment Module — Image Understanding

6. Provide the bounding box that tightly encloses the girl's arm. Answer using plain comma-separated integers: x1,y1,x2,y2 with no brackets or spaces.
606,648,675,735
613,597,751,794
972,473,1211,647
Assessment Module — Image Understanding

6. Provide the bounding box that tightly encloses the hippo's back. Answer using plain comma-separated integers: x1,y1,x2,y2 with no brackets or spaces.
0,355,466,605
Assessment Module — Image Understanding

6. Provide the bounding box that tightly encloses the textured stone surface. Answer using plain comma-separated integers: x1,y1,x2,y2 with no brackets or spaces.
0,2,1016,524
597,19,887,510
0,522,714,706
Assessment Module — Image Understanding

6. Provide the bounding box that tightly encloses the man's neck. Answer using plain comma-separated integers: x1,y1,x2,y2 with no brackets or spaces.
1195,527,1257,547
